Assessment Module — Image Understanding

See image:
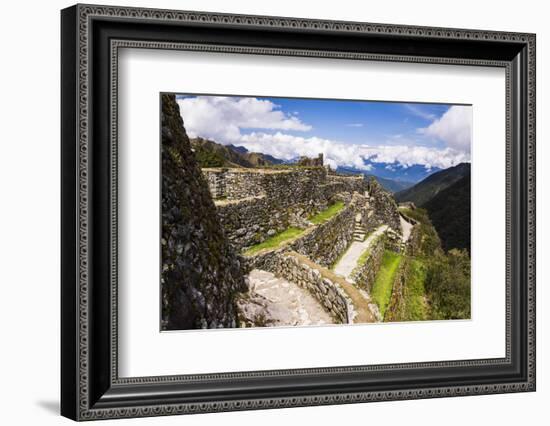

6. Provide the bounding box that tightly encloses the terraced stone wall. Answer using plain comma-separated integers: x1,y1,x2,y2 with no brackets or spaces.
208,168,365,250
268,252,353,323
290,195,359,267
349,232,387,293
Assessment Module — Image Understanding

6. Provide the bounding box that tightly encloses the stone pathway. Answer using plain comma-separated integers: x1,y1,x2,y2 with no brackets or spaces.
400,215,413,242
245,269,334,327
332,225,388,281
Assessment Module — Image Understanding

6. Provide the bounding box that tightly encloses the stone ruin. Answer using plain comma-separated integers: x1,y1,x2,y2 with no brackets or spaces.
160,94,246,330
161,94,417,329
296,153,324,167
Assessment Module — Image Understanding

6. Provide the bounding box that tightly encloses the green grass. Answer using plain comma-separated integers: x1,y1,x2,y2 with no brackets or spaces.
356,247,372,268
348,233,383,277
308,201,345,225
401,259,428,321
244,227,304,255
356,233,383,266
371,251,402,318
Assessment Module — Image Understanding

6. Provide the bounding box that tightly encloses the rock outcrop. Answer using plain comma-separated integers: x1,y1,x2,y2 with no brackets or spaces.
161,94,246,330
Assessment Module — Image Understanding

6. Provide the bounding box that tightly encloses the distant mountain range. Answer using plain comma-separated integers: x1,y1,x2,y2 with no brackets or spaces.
336,166,415,193
394,163,471,207
336,161,444,193
395,163,471,253
189,137,454,197
361,159,442,183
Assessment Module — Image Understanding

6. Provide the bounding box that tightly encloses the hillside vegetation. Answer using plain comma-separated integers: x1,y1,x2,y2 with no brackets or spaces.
395,208,471,321
394,163,471,253
424,174,471,253
190,137,284,168
371,251,402,318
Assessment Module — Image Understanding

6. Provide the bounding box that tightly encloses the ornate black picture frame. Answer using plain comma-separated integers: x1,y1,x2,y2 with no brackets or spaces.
61,4,536,421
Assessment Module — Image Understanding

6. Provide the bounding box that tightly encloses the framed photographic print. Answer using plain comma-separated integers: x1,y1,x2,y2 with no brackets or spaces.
61,4,536,421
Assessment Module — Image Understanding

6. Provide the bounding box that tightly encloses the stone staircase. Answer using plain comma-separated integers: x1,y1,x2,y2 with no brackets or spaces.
353,213,366,242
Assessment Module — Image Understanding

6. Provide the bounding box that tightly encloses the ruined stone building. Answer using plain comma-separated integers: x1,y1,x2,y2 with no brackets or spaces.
161,93,419,330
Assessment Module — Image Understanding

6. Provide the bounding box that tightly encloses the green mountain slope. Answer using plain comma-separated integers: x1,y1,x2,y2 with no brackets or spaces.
394,163,470,206
423,174,471,253
190,138,283,168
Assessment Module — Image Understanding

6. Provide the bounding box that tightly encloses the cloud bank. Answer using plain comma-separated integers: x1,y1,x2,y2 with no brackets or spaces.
177,96,470,171
238,133,467,170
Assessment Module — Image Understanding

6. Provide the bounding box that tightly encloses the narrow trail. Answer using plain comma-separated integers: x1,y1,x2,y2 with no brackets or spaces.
246,269,334,326
332,225,388,281
400,215,413,242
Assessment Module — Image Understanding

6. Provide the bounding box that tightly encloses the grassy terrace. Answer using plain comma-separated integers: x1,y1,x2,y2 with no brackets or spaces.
244,202,345,256
243,227,304,256
400,259,428,321
308,201,345,225
371,250,402,318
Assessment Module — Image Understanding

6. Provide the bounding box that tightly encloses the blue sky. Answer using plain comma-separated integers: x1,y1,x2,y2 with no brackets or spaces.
175,94,471,171
261,98,451,147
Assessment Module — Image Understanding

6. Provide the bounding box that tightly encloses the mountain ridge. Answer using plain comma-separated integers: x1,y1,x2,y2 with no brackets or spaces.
394,162,471,207
424,174,471,253
190,138,284,168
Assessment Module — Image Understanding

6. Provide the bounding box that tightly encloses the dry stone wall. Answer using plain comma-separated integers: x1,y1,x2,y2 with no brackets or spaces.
161,94,246,330
405,224,422,256
327,174,367,194
267,252,353,323
364,177,402,232
349,232,387,292
203,168,267,200
290,195,358,267
208,167,365,249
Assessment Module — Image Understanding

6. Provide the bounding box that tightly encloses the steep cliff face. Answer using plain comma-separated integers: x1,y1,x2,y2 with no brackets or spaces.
161,94,246,330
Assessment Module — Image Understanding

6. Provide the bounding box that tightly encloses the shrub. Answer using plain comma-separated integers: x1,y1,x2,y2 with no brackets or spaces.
425,249,471,320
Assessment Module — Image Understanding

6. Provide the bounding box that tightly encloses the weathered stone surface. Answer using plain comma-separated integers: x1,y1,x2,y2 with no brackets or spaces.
363,177,402,233
203,167,373,249
161,94,246,330
349,231,387,293
237,269,334,327
256,252,352,323
161,105,404,330
289,195,358,267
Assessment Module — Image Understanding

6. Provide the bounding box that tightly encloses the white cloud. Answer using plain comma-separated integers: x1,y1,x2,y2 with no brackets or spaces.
176,95,470,171
419,105,472,153
237,132,468,170
176,96,311,143
361,144,470,169
346,123,364,128
238,132,372,171
404,104,436,121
